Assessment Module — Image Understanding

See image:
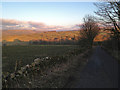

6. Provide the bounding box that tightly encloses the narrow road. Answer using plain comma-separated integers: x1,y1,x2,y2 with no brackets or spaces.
65,46,119,88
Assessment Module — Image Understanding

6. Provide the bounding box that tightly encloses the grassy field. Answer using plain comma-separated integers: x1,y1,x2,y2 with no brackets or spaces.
2,45,79,74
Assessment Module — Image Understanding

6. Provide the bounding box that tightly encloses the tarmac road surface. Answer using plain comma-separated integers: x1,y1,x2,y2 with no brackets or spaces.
65,46,119,88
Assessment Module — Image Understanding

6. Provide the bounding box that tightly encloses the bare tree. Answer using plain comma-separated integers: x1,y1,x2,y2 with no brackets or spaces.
94,2,120,40
79,15,100,48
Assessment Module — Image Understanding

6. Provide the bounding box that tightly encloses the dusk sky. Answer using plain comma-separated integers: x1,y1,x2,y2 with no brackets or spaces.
2,2,98,31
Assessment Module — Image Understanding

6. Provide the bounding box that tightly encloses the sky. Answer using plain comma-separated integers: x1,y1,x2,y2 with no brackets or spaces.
1,2,98,31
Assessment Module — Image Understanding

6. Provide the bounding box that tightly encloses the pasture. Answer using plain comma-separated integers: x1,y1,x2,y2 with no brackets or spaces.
2,45,79,74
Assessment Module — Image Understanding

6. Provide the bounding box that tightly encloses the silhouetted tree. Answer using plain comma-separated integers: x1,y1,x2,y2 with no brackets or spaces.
79,15,100,48
94,2,120,49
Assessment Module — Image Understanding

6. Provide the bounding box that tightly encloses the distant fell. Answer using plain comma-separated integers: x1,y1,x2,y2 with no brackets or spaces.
2,30,110,42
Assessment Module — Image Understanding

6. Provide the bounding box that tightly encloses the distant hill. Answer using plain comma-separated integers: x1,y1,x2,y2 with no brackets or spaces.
2,30,79,42
2,30,110,42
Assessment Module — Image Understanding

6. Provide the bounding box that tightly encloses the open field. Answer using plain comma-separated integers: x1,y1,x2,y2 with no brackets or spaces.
2,45,79,74
2,44,89,88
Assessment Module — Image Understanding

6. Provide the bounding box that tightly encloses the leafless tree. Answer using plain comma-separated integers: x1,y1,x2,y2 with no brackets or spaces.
94,2,120,40
79,15,100,48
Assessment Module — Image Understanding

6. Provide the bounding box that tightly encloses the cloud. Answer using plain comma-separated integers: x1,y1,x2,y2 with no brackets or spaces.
1,19,79,31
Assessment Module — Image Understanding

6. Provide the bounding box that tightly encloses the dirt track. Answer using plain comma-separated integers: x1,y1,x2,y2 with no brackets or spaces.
65,46,119,88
